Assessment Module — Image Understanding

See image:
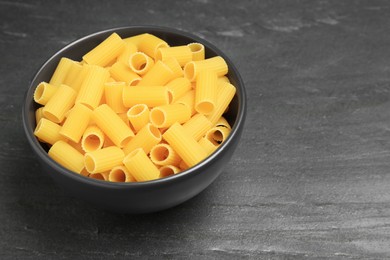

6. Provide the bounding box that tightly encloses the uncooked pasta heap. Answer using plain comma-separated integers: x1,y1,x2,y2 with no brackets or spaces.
33,32,236,182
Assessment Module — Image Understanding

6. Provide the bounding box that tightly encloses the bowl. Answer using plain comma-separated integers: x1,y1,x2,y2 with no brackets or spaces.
22,26,247,214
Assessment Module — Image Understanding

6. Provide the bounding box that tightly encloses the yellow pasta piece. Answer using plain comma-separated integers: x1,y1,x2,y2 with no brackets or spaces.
163,122,207,167
150,103,191,128
182,113,213,141
137,33,169,59
84,146,125,174
122,123,161,155
109,61,141,85
128,52,154,75
35,107,44,125
34,118,66,145
156,46,192,66
207,82,236,124
76,65,110,110
104,81,127,113
205,125,231,145
150,143,181,166
175,89,196,115
33,82,58,105
42,84,76,123
48,140,84,173
109,165,136,182
93,104,134,147
184,56,228,82
198,137,218,156
159,165,180,178
59,103,92,143
123,33,147,46
116,41,138,64
126,104,150,133
195,70,218,115
187,43,205,61
165,77,191,103
122,86,169,108
123,148,160,182
216,116,231,129
218,76,230,84
70,64,91,92
137,61,174,86
83,33,125,67
81,125,104,153
63,61,83,90
49,57,74,86
163,57,183,79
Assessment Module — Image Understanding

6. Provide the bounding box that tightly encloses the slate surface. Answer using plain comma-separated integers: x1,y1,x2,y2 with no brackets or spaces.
1,0,390,258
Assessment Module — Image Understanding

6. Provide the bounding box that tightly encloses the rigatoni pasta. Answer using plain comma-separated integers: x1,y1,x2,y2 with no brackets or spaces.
32,32,237,182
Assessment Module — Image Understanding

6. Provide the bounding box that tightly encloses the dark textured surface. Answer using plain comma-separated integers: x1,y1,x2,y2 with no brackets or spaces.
1,0,390,258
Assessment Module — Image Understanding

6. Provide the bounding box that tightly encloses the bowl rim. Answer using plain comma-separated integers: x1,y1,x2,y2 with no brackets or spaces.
22,25,247,188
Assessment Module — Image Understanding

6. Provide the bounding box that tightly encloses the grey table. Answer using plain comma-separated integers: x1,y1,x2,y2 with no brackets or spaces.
1,0,390,258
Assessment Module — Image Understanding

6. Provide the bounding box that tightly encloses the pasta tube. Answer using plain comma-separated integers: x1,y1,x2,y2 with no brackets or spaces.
195,70,218,115
109,165,136,182
184,56,228,82
76,65,110,110
128,52,154,75
165,77,191,103
137,33,169,59
83,33,125,67
122,86,169,108
150,143,181,166
63,61,83,90
116,41,138,64
49,57,74,86
150,103,191,128
163,122,207,167
93,104,134,148
137,61,174,86
126,104,150,133
84,146,125,174
109,61,141,85
156,46,192,66
35,107,44,125
205,126,231,145
81,125,104,153
187,43,205,61
123,148,160,182
122,123,161,155
33,82,58,105
42,84,76,123
207,82,236,124
48,140,84,173
34,118,66,145
104,82,127,113
182,113,213,141
59,103,92,143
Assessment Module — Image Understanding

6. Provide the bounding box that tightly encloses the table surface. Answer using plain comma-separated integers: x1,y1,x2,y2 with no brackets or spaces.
2,0,390,258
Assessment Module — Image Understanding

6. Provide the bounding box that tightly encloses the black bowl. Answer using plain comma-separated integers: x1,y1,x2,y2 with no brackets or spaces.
22,26,247,214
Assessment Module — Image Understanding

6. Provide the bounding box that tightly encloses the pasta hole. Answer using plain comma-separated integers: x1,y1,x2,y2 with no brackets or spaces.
196,101,214,115
84,135,102,151
128,104,147,116
150,108,165,127
167,90,173,104
188,43,203,53
84,154,96,173
110,169,126,182
213,130,223,143
34,83,45,101
151,145,169,163
159,166,175,177
148,124,162,139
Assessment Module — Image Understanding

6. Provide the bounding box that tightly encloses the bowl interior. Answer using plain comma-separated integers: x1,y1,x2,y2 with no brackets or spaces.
23,26,245,184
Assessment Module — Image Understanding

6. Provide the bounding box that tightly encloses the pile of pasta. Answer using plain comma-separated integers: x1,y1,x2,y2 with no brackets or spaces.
33,32,236,182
